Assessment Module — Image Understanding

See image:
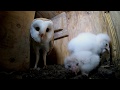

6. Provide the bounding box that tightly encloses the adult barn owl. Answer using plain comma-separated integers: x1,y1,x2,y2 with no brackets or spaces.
30,18,54,70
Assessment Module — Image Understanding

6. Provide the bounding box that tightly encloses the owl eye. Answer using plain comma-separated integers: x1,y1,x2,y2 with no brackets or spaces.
46,28,50,32
106,43,108,46
35,27,40,31
76,63,79,66
68,65,71,68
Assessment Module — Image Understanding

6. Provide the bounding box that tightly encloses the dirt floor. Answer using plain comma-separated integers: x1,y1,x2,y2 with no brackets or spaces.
0,50,120,79
6,42,117,79
0,62,119,79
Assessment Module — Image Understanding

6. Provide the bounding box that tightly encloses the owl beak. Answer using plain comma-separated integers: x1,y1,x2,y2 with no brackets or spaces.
39,34,44,39
105,46,110,53
75,71,78,75
71,67,79,75
40,34,44,37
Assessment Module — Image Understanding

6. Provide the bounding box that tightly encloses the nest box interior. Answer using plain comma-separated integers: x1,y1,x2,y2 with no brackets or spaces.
0,11,120,72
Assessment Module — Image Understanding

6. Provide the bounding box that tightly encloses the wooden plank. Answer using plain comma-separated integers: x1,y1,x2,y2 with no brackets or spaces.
51,12,68,41
109,11,120,53
67,11,109,41
54,30,68,40
107,11,120,65
46,12,69,64
51,12,67,30
35,11,64,19
0,11,35,71
54,29,63,33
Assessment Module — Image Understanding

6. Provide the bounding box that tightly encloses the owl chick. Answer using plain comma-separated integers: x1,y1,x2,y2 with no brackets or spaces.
68,32,110,56
30,18,54,70
64,51,100,76
96,33,110,54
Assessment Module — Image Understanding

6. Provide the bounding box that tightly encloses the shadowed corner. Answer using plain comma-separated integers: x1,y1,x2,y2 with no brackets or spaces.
46,47,58,65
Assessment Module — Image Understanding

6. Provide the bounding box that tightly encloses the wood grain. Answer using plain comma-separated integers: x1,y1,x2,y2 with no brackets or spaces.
35,11,64,19
47,12,69,64
0,11,35,71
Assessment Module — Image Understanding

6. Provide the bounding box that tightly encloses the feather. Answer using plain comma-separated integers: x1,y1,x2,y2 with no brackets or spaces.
68,32,110,55
65,32,110,76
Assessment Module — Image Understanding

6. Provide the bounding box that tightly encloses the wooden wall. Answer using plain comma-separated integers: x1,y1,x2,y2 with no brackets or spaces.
0,11,35,71
109,11,120,64
36,11,110,65
1,11,118,71
66,11,108,41
35,11,64,19
110,11,120,44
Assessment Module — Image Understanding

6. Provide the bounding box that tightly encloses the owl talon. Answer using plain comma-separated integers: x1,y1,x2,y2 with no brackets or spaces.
30,67,37,71
82,72,89,77
37,67,40,71
30,67,40,71
43,65,47,69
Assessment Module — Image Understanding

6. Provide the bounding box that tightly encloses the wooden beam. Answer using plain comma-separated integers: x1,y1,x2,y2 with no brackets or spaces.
51,12,69,40
54,30,68,40
35,11,64,19
0,11,35,71
54,29,63,33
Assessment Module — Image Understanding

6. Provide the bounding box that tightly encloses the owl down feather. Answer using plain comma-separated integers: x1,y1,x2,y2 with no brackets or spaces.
68,32,111,56
64,32,111,76
64,51,100,76
30,18,54,70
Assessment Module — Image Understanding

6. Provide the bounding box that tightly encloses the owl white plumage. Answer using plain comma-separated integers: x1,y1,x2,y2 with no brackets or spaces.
30,18,54,70
68,32,110,56
64,32,110,76
64,51,100,76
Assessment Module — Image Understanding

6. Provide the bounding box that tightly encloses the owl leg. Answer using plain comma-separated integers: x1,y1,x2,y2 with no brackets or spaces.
81,72,89,79
81,71,89,77
43,51,47,69
34,47,40,70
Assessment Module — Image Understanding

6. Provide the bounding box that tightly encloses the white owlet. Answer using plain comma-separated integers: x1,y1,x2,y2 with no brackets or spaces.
64,51,100,76
68,32,110,56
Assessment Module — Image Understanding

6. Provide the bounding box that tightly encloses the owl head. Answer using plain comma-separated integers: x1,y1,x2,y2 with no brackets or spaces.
96,33,111,53
30,18,54,43
64,55,80,75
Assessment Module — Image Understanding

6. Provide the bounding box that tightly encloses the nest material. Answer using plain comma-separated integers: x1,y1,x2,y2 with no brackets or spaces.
0,51,118,79
0,63,118,79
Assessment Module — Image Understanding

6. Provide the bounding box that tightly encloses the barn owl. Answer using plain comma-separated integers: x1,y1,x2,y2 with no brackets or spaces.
64,51,100,76
68,32,110,56
30,18,54,70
